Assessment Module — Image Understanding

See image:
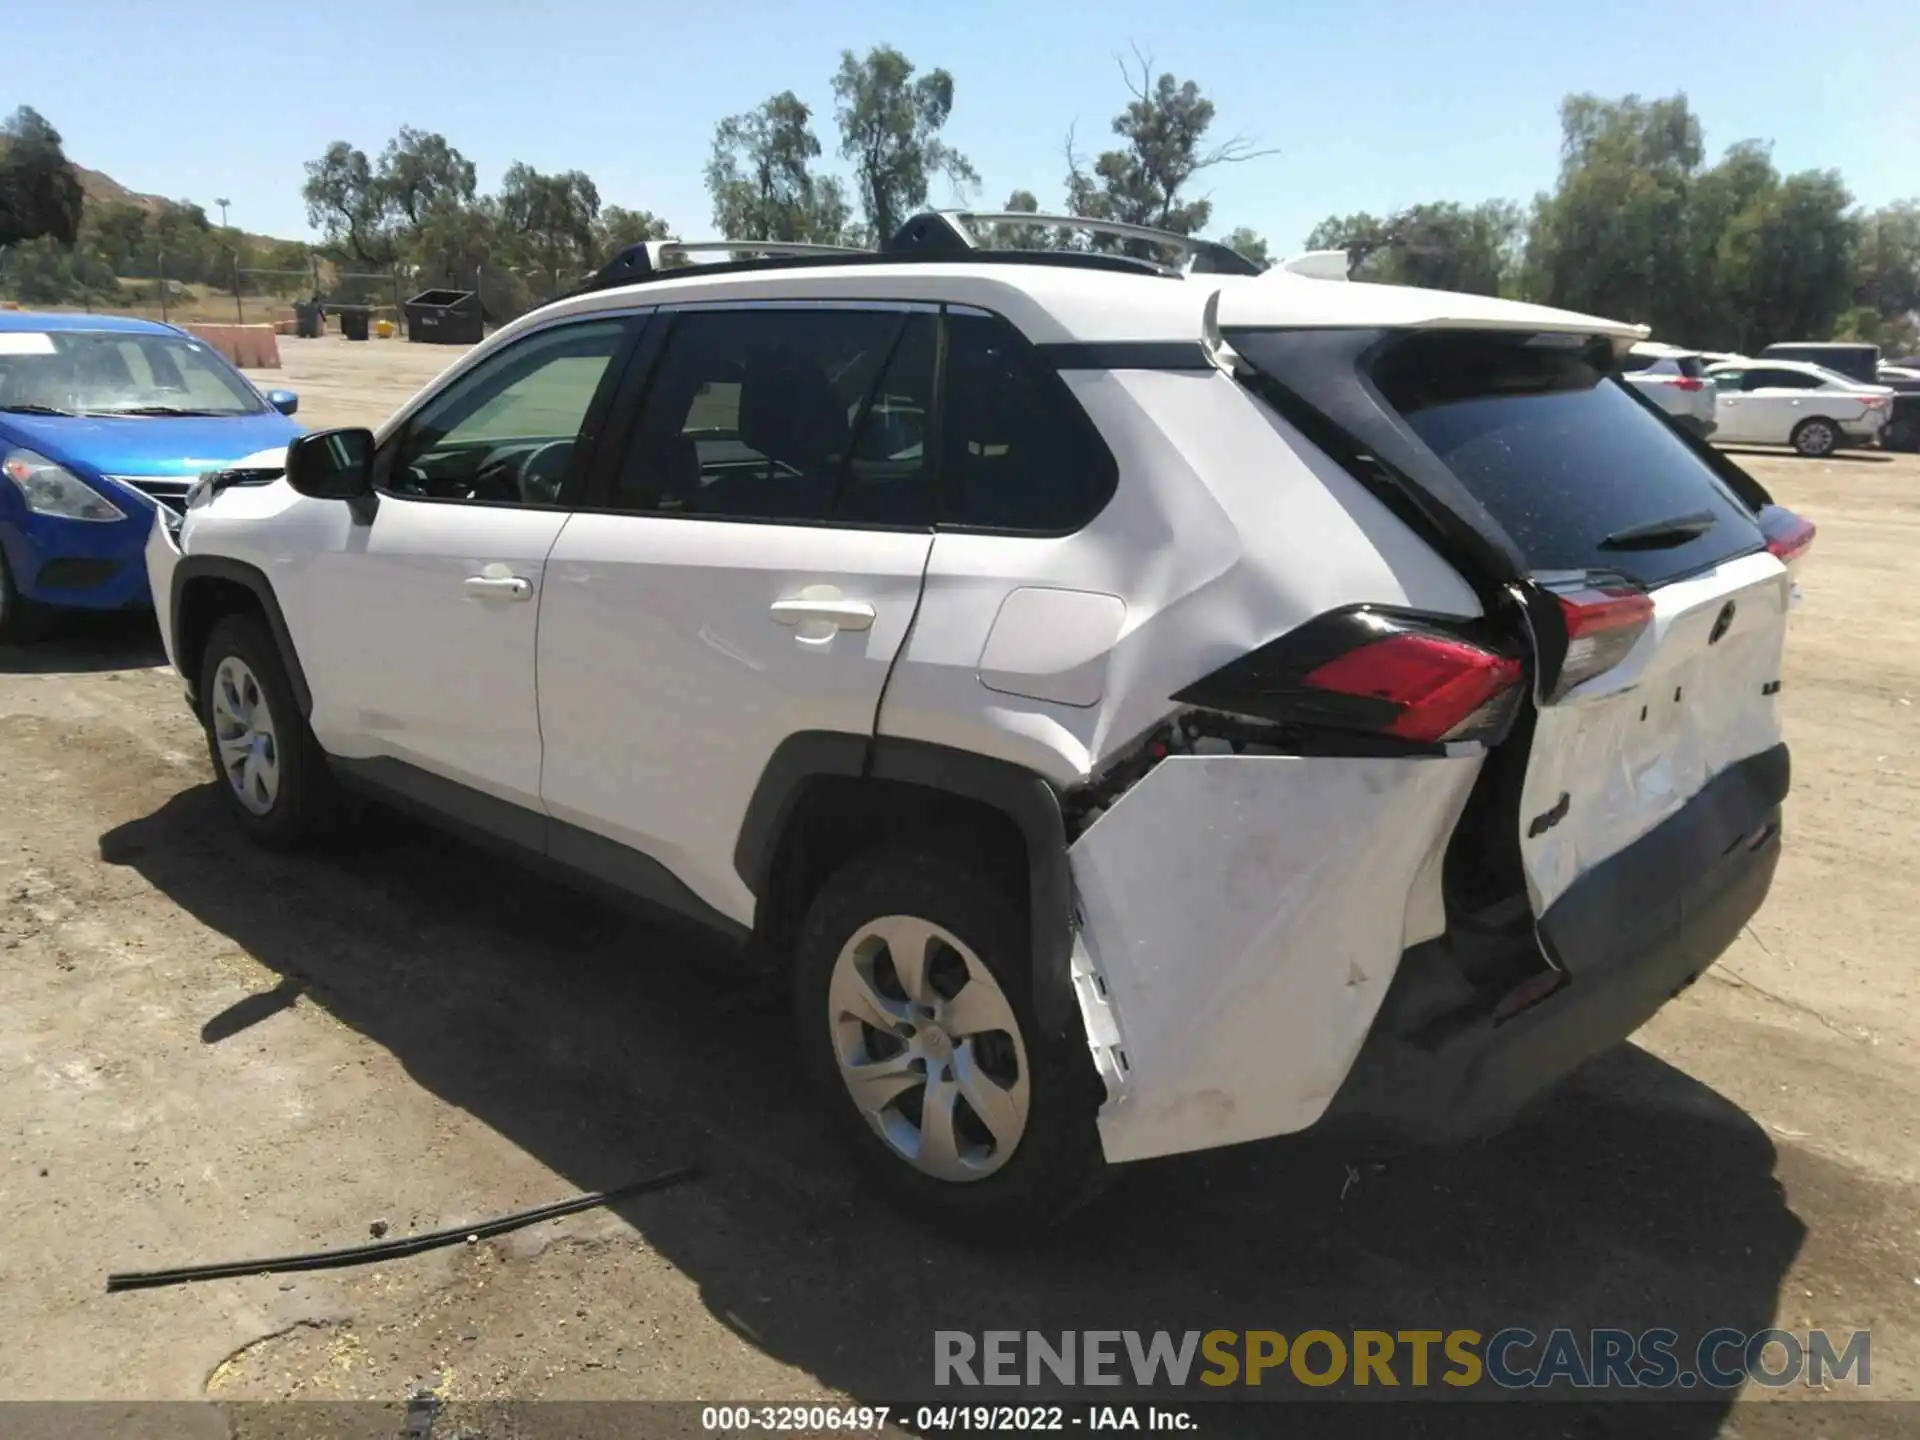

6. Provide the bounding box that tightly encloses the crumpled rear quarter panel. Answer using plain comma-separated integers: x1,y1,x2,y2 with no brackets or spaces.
1068,751,1483,1163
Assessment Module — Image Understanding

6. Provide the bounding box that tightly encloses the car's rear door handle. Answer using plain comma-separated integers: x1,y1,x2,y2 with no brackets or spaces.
464,574,533,601
769,597,876,631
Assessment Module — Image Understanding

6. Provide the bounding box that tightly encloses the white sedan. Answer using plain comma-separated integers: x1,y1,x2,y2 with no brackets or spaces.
1706,359,1894,457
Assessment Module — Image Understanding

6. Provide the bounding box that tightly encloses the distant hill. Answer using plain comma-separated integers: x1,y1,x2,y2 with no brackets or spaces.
0,139,295,246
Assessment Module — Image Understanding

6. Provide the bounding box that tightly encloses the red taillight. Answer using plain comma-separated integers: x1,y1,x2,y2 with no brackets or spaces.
1758,505,1816,563
1302,633,1524,743
1673,376,1706,392
1545,582,1655,700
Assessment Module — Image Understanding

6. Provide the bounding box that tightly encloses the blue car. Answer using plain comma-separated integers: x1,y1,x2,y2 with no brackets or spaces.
0,311,303,640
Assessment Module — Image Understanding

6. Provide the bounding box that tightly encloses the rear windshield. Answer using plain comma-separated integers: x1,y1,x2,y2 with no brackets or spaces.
1366,331,1763,588
1620,352,1705,379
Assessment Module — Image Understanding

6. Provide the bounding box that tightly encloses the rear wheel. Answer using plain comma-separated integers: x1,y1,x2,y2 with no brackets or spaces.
197,612,338,848
1791,417,1839,458
793,846,1107,1236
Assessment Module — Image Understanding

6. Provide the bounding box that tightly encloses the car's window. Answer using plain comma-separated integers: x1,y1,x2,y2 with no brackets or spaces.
1710,369,1744,388
1673,354,1706,380
1358,329,1765,590
0,330,263,416
384,319,629,506
937,311,1118,533
608,307,935,526
1744,368,1820,392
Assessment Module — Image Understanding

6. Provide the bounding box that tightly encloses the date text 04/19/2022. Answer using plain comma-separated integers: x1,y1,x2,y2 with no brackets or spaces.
699,1405,1198,1433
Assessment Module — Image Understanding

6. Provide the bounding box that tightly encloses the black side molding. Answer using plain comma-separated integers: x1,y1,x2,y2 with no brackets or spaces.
331,757,751,948
169,556,314,718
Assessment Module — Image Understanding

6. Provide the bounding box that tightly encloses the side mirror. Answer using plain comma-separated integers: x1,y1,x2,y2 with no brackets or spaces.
284,427,374,501
266,388,300,416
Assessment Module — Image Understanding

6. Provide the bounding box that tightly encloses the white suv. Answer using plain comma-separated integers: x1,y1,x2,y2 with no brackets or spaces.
146,213,1812,1233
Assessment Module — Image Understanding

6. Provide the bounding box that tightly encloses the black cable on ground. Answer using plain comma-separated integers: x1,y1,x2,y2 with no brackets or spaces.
105,1166,698,1293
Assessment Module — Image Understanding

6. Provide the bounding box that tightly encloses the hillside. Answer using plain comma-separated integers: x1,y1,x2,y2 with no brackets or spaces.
0,138,294,247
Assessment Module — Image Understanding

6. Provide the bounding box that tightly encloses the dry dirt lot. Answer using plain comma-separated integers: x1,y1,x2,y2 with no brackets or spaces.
2,336,1917,1432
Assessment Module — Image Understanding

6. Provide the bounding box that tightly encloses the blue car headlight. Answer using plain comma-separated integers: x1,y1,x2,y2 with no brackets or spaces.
3,448,126,522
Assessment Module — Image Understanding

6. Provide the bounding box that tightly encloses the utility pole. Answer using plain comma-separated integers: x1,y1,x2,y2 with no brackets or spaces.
158,251,169,324
216,197,231,229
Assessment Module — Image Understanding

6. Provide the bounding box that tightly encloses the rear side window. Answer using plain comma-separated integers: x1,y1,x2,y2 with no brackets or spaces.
1365,331,1765,588
937,311,1117,533
1745,368,1822,391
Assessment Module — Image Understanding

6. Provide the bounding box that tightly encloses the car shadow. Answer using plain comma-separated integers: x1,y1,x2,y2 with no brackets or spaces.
0,609,166,674
102,787,1806,1430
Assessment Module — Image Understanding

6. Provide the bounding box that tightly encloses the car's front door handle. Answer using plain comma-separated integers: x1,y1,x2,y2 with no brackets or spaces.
769,597,876,631
464,574,533,601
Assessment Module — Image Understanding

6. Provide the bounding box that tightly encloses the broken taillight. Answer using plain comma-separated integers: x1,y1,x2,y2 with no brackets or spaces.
1757,504,1816,563
1171,608,1527,747
1302,633,1524,743
1541,578,1655,701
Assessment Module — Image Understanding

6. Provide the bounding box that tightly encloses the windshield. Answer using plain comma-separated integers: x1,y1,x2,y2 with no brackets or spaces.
0,331,264,416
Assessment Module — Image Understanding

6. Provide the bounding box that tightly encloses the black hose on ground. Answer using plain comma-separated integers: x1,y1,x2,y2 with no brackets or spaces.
105,1166,698,1293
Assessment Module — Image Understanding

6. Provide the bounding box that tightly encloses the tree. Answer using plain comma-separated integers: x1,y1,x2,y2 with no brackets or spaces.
832,45,977,245
987,188,1053,250
706,92,850,243
498,163,602,293
1218,226,1269,269
596,205,672,261
1064,48,1275,256
300,128,479,268
1848,200,1920,346
1306,201,1518,295
0,106,84,250
1522,93,1704,332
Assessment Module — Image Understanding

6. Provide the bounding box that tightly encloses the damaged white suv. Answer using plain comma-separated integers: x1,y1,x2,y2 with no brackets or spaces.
147,213,1813,1233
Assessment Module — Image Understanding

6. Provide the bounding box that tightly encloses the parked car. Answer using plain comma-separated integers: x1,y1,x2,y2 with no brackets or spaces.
1757,341,1881,386
1877,367,1920,452
0,312,302,640
1619,341,1717,437
147,213,1810,1232
1705,359,1894,456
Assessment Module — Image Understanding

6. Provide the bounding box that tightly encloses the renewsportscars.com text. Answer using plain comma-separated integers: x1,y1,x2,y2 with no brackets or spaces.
933,1328,1870,1391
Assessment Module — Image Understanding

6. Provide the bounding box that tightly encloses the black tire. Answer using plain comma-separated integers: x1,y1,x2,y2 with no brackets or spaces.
196,611,338,849
1886,416,1920,453
1791,417,1839,458
0,544,46,644
793,845,1108,1238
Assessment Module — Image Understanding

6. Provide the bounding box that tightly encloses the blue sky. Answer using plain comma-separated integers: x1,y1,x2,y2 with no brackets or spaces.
17,0,1918,250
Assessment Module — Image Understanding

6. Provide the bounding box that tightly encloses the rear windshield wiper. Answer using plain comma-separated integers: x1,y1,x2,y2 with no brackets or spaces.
0,402,77,416
91,405,233,418
1598,510,1718,551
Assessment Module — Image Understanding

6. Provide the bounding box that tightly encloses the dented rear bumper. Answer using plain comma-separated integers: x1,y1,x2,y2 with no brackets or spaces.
1314,743,1788,1144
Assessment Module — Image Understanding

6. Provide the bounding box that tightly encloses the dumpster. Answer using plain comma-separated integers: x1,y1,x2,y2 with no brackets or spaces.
293,301,322,339
403,288,485,346
336,305,372,342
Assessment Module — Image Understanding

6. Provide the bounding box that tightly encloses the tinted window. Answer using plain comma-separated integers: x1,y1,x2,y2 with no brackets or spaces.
1366,331,1764,588
610,308,934,525
938,312,1117,532
1744,368,1821,391
386,320,629,505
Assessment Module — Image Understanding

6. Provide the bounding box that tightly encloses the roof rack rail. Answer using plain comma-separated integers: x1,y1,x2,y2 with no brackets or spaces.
884,210,1266,277
585,238,868,291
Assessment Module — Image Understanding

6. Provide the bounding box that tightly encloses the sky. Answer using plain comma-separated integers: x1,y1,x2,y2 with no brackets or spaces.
13,0,1918,252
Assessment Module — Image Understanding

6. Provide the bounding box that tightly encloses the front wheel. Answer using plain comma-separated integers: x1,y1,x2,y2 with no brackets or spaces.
197,612,338,848
793,846,1107,1236
1791,417,1839,458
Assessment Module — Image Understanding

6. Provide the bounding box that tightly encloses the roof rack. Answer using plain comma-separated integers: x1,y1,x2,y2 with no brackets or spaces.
575,210,1262,294
883,211,1266,277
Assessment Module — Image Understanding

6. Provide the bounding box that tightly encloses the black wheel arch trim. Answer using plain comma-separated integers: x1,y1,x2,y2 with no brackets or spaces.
735,731,1080,1039
169,555,313,719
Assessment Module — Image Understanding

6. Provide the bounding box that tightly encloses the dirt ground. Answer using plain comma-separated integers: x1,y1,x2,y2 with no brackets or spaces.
2,335,1917,1431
